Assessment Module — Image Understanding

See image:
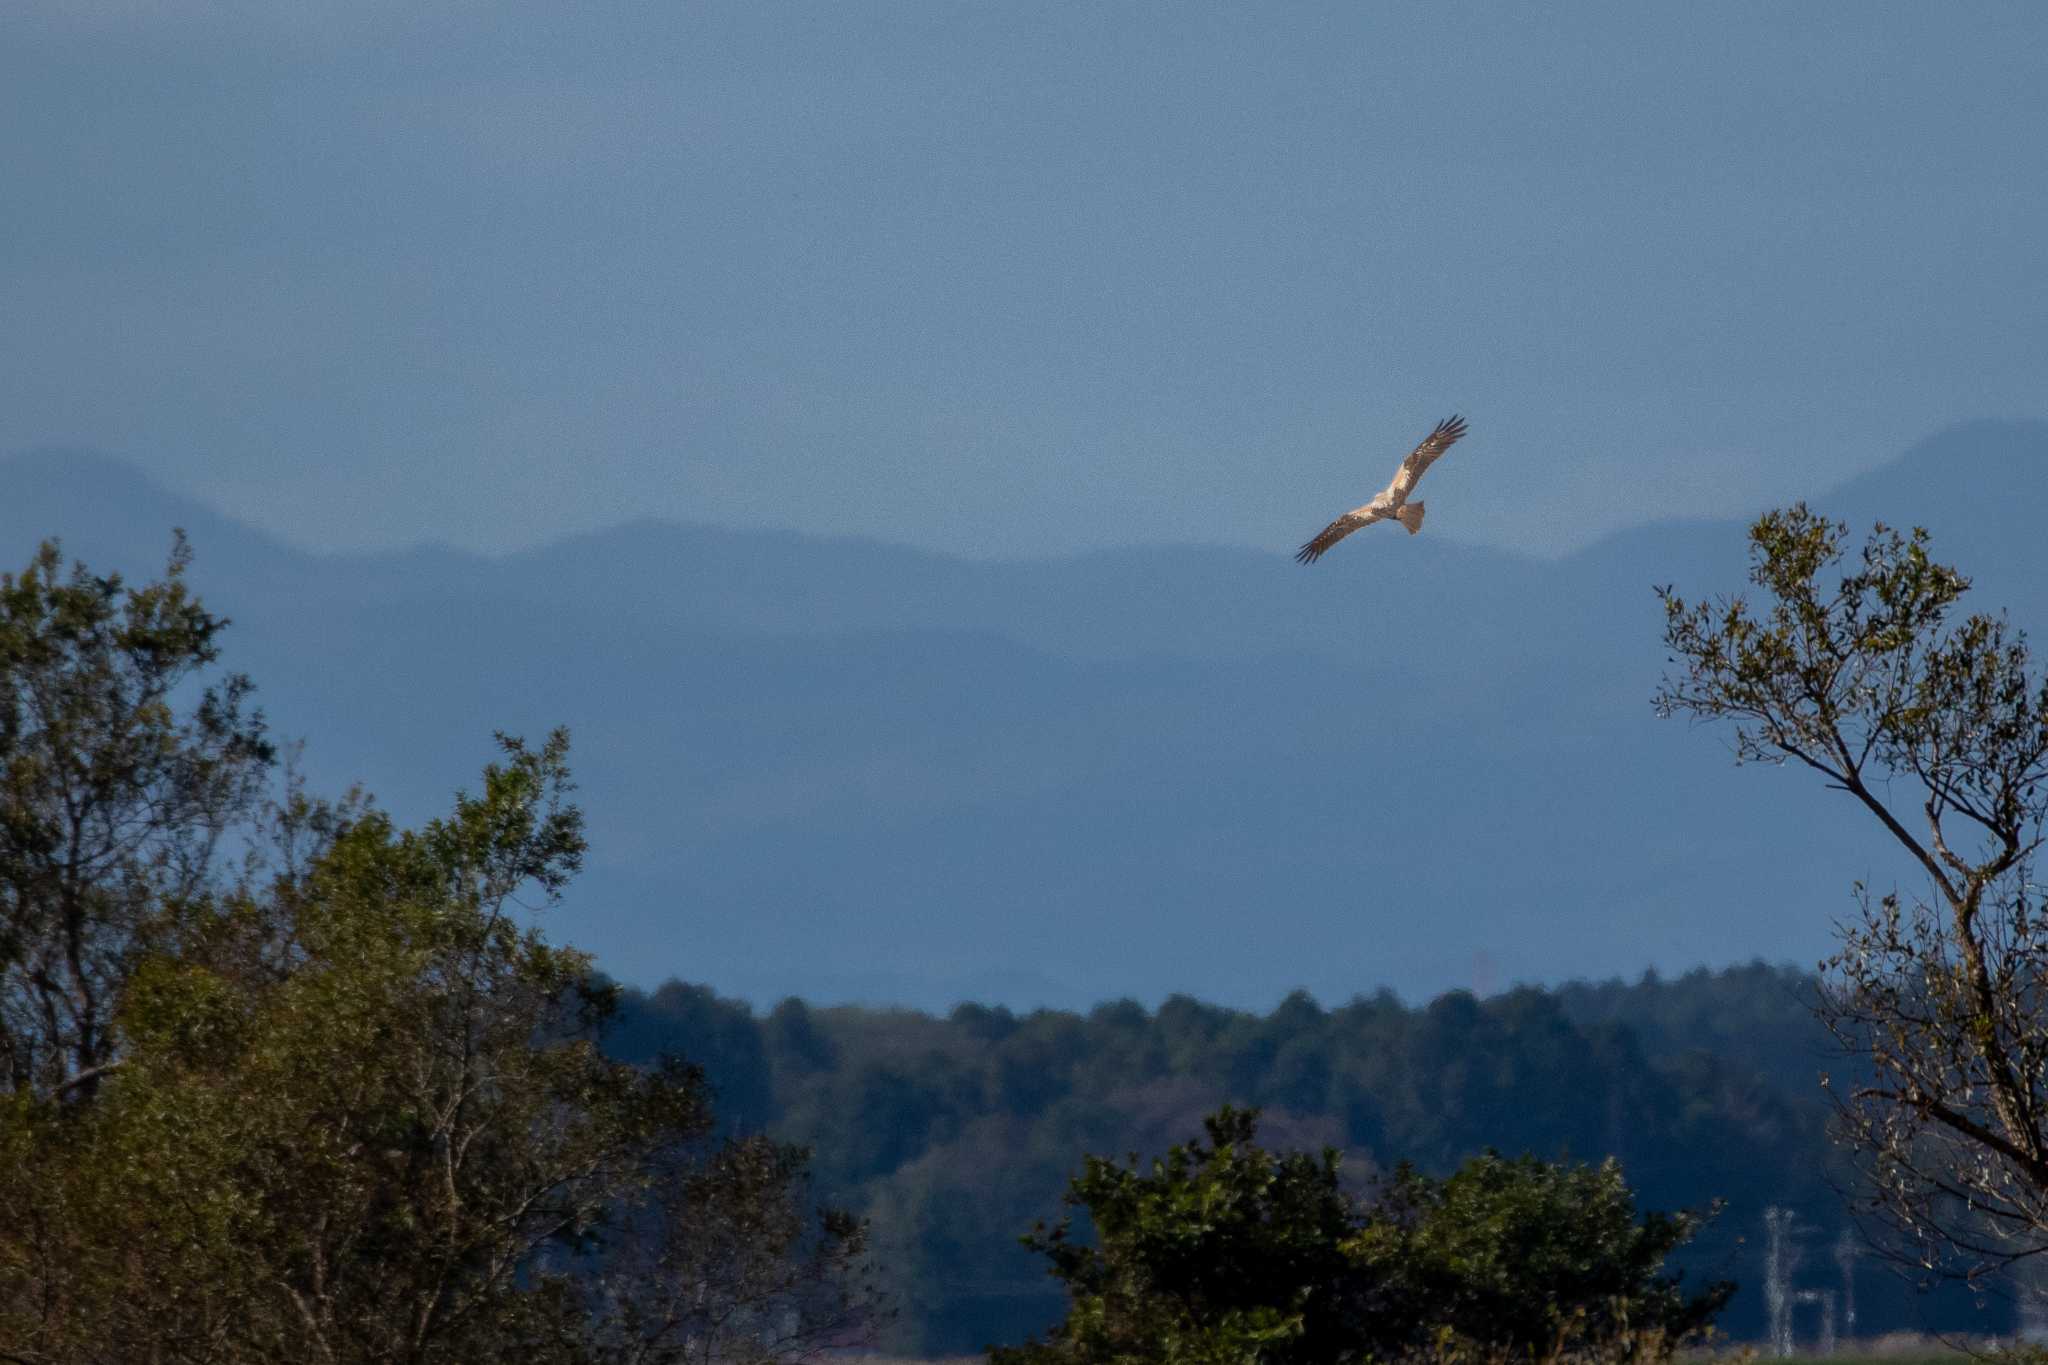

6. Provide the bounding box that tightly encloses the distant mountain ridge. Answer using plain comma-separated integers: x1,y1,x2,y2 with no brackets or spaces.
5,419,2045,1011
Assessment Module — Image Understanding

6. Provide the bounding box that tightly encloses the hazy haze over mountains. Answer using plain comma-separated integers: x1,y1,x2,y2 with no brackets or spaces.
8,419,2043,1012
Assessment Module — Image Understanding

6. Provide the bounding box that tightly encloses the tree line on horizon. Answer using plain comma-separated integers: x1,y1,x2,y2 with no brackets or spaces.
602,962,1864,1353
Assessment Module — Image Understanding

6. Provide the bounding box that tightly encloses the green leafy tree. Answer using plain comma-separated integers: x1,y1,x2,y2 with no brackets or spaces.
1655,504,2048,1280
1349,1155,1731,1365
0,535,272,1099
5,733,882,1365
997,1108,1724,1365
993,1106,1372,1365
1,541,883,1365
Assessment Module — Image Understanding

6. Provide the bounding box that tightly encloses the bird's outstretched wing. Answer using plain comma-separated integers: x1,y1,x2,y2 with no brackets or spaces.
1294,506,1387,564
1381,414,1467,505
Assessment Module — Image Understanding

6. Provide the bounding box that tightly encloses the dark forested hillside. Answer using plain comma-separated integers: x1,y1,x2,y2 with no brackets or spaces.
603,965,1990,1355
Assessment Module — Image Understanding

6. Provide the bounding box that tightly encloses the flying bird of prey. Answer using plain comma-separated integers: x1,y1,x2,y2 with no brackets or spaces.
1294,415,1468,564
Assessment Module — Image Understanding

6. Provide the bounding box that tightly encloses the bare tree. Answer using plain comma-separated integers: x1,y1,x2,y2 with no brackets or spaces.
1655,503,2048,1285
590,1133,888,1365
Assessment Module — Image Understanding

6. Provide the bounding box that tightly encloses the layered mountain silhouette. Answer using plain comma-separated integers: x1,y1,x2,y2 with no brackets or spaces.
5,420,2043,1011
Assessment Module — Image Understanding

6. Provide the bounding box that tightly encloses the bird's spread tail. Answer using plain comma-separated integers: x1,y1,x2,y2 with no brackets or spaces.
1394,500,1425,535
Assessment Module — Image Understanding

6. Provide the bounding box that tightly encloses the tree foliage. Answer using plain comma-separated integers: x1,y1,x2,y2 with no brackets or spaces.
1655,502,2048,1281
0,541,883,1365
994,1108,1726,1365
1351,1154,1731,1364
993,1107,1371,1365
0,534,272,1099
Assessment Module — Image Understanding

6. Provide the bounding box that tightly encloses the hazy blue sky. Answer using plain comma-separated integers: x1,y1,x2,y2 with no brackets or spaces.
5,2,2044,561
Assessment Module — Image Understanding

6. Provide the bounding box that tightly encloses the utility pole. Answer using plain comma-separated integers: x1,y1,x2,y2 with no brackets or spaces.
2018,1253,2048,1345
1833,1228,1858,1347
1795,1289,1837,1357
1764,1207,1800,1356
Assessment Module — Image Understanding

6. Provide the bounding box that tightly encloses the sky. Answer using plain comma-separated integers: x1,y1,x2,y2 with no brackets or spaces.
4,2,2045,564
